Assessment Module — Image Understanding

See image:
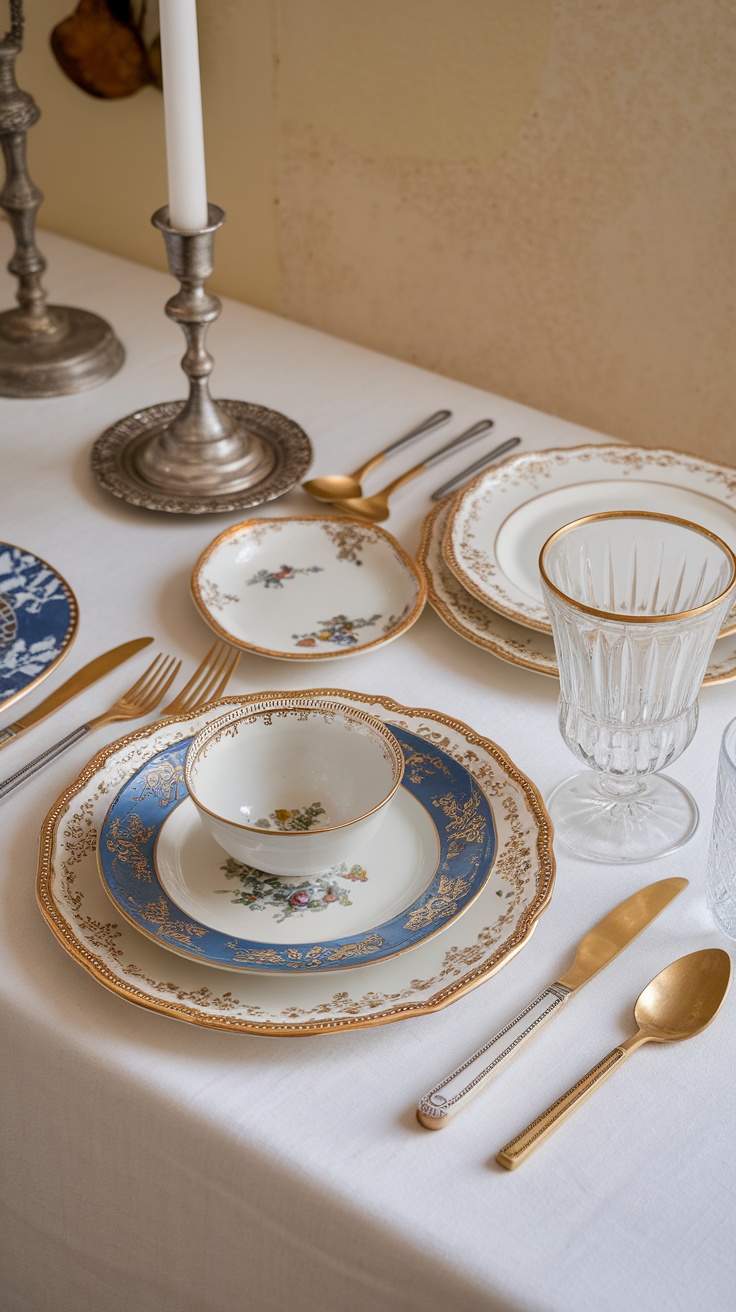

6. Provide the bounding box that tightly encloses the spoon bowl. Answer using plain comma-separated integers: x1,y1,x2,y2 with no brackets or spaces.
633,947,732,1043
332,419,498,521
336,491,392,522
302,409,451,503
304,472,364,501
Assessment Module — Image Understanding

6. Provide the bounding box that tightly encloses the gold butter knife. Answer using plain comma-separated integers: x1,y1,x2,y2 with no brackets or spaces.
417,876,688,1129
0,636,153,749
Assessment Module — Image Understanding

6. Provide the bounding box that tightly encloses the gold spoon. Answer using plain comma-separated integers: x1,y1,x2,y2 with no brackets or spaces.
302,409,452,502
333,419,496,522
497,947,731,1170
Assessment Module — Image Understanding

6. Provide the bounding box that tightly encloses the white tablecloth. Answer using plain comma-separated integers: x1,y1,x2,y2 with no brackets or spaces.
1,232,735,1312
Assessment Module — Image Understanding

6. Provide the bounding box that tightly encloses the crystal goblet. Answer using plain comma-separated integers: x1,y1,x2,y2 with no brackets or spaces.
540,511,736,863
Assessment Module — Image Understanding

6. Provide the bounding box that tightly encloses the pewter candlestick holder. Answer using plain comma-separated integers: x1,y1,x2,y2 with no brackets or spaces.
0,3,124,397
91,205,311,514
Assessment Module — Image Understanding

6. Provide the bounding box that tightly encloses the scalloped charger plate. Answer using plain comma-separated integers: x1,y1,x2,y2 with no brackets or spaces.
37,691,555,1036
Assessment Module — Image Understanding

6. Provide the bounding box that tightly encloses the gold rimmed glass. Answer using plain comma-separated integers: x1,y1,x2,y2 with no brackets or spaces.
539,511,736,863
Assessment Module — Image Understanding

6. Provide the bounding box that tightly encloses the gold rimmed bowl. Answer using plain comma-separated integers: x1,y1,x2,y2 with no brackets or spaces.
184,697,405,878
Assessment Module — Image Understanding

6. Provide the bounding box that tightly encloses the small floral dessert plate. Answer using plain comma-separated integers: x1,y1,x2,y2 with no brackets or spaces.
37,691,555,1036
97,723,496,973
0,542,78,714
444,445,736,636
421,498,736,686
191,516,426,659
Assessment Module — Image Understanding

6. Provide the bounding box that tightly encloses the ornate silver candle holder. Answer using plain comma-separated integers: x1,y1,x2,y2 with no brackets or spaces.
0,2,124,397
91,205,311,514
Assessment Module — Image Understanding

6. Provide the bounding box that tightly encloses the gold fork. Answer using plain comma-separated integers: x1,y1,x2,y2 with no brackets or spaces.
0,653,180,801
160,641,240,718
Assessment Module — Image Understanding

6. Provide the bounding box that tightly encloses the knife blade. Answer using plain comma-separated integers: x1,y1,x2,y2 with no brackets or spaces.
416,876,688,1129
0,636,154,750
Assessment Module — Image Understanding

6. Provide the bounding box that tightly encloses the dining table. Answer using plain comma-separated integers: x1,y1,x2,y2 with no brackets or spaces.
1,227,735,1312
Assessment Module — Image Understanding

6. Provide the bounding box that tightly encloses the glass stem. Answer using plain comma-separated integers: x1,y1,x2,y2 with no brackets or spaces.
596,774,646,800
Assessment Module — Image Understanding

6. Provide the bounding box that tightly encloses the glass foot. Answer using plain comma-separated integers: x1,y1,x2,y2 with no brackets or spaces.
548,772,699,863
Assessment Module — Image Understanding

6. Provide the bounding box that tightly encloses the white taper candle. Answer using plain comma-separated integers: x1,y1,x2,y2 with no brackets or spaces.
159,0,209,231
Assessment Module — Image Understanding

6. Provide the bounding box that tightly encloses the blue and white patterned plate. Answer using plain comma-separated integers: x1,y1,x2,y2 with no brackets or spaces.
98,725,497,973
0,543,78,714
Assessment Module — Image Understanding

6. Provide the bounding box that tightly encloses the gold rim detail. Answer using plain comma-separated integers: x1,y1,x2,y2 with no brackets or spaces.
0,542,79,716
417,499,559,676
184,698,405,835
539,510,736,624
419,500,736,687
36,690,555,1036
443,443,736,634
190,515,427,661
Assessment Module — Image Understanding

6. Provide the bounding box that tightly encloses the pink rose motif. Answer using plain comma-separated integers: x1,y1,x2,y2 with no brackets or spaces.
295,638,317,647
289,889,310,908
323,887,337,903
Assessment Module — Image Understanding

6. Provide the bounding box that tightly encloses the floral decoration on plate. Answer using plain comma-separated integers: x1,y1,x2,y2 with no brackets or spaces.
0,543,78,714
38,691,555,1036
191,516,426,660
217,860,368,923
97,722,496,973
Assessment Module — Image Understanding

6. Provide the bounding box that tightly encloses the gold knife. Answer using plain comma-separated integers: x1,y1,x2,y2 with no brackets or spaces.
0,636,154,749
416,876,688,1129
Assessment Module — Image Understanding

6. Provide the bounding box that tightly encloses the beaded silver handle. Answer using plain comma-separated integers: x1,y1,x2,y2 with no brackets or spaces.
0,723,92,799
417,983,572,1129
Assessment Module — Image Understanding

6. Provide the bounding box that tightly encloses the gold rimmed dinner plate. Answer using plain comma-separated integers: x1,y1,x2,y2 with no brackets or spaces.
37,691,555,1036
420,498,736,686
443,444,736,637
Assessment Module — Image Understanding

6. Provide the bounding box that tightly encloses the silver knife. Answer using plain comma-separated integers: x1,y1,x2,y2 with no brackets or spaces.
0,636,154,749
416,876,688,1129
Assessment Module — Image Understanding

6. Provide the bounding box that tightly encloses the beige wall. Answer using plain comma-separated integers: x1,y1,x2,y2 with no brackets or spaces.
14,0,736,462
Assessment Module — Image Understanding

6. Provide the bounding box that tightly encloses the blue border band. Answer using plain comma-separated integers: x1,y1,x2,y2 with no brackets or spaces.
99,725,496,973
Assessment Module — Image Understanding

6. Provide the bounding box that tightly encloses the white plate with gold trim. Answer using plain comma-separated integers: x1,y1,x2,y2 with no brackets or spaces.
191,516,426,659
38,691,555,1037
444,445,736,636
421,498,736,687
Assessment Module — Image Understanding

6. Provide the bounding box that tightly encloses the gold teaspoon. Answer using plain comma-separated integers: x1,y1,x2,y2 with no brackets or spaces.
335,419,496,522
497,948,731,1170
302,410,452,502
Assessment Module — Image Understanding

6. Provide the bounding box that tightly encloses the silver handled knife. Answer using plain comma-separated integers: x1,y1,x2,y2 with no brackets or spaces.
416,876,688,1129
0,636,154,749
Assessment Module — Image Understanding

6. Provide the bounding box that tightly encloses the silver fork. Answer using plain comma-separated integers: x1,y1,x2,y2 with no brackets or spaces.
159,641,240,718
0,653,180,801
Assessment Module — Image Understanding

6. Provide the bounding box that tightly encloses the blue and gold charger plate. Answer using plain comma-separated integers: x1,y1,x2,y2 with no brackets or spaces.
98,725,497,974
0,542,78,714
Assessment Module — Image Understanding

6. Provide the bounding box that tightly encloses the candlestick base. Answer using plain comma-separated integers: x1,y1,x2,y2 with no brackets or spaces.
0,303,124,397
91,399,312,515
0,22,124,398
90,202,312,513
133,395,276,495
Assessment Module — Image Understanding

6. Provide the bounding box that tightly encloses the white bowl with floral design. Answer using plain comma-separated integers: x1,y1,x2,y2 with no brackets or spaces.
184,698,405,877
